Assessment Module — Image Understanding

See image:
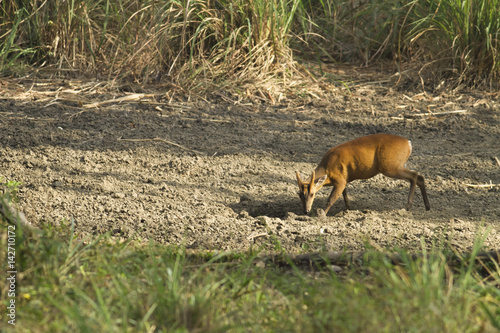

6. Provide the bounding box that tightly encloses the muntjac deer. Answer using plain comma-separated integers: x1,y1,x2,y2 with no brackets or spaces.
296,134,430,215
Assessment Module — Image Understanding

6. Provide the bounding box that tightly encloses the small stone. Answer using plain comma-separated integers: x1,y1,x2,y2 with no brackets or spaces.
329,265,343,273
51,180,63,188
256,216,269,226
239,194,252,202
316,208,327,218
238,210,250,219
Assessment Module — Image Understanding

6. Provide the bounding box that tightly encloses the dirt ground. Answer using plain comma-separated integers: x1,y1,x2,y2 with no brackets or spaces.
1,78,499,253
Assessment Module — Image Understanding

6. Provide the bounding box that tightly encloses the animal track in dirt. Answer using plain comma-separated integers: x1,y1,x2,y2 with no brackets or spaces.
1,87,499,253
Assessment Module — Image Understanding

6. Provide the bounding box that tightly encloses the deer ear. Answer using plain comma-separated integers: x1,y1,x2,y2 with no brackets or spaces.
296,171,303,186
316,175,327,188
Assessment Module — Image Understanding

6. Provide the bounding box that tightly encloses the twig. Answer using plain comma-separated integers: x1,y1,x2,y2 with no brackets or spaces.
177,116,231,124
117,137,204,155
446,152,473,157
153,103,193,110
465,181,499,188
247,232,268,241
82,93,154,108
410,110,467,117
494,156,500,168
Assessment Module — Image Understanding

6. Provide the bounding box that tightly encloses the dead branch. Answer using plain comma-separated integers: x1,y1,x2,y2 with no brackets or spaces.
262,250,500,269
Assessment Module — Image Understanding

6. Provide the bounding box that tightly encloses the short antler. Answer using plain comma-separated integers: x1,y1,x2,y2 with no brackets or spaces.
295,171,303,186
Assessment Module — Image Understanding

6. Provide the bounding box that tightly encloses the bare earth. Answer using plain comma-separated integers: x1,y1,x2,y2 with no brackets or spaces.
1,81,499,253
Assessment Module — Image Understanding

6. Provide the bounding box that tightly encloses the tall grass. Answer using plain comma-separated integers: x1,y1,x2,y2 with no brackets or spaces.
1,0,499,90
298,0,500,87
406,0,500,87
0,0,302,95
300,0,408,64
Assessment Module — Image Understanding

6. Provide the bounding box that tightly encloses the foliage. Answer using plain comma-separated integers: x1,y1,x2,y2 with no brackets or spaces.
0,206,499,332
0,178,22,203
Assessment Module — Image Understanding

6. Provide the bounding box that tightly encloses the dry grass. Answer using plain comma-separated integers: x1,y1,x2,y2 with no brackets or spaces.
1,0,321,101
1,0,499,100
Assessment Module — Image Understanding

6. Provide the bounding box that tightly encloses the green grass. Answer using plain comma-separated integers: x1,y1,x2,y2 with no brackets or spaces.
1,211,499,332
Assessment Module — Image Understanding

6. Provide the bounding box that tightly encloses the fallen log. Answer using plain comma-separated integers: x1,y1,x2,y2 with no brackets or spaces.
0,196,37,234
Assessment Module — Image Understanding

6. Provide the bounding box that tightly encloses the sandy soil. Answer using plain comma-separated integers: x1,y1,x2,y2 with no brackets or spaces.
1,81,499,253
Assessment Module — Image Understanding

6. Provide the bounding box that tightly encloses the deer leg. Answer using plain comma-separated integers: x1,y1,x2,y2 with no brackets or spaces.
417,175,430,210
342,188,350,210
383,169,422,211
406,177,417,211
324,182,347,215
